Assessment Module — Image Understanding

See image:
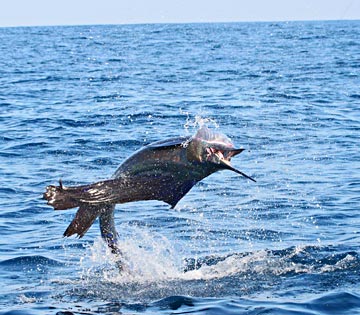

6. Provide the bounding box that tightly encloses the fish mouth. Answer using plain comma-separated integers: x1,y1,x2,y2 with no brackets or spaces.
206,147,256,182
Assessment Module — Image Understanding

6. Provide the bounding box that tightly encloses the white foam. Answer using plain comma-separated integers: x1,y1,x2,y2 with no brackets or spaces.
79,228,182,284
78,227,299,284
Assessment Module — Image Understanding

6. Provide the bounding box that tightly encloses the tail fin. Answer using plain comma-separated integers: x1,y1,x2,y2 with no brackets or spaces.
43,180,111,238
43,180,84,210
64,204,103,238
43,178,127,210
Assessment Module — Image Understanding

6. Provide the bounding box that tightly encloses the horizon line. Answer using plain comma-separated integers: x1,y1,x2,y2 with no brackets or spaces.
1,17,359,29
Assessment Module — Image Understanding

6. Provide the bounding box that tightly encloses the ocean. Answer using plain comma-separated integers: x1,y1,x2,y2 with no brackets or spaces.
0,20,359,314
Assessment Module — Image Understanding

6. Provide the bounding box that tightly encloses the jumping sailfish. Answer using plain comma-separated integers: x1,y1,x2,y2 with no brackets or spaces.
44,127,255,262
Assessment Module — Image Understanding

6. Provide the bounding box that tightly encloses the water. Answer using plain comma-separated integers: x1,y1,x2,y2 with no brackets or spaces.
0,20,359,314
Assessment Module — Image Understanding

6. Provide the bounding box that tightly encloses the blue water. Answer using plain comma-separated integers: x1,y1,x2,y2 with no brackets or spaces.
0,20,359,314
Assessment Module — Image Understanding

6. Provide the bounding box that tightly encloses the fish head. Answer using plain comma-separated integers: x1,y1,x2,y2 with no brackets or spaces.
186,127,256,182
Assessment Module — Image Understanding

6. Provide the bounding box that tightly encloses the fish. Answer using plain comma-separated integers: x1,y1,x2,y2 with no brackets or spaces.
43,126,255,260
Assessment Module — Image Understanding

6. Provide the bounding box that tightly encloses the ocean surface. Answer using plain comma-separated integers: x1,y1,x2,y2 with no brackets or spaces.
0,20,359,314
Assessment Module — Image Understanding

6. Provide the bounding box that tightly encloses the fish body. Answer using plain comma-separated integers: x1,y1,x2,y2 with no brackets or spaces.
44,127,255,256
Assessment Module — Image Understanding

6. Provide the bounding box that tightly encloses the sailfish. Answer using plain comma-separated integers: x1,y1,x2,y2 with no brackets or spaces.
44,127,255,259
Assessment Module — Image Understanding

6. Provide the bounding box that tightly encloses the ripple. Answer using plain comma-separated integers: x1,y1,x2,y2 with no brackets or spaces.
0,255,65,271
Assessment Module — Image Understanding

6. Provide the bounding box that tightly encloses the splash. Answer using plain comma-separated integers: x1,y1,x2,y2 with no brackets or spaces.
79,227,182,284
78,234,360,285
181,111,220,133
66,229,360,303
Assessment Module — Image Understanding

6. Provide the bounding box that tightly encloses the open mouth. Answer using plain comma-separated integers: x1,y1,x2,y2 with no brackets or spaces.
206,147,226,162
205,147,244,163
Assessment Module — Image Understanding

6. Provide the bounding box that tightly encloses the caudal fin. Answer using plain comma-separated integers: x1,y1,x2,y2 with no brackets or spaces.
43,180,83,210
43,178,128,210
43,180,110,237
63,204,102,238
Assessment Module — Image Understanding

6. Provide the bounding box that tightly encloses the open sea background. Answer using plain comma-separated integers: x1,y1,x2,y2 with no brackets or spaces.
0,20,359,314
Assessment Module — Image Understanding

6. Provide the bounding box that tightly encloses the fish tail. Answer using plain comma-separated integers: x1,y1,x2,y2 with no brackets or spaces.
43,180,84,210
44,180,124,265
63,203,104,238
43,180,112,238
99,204,122,254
